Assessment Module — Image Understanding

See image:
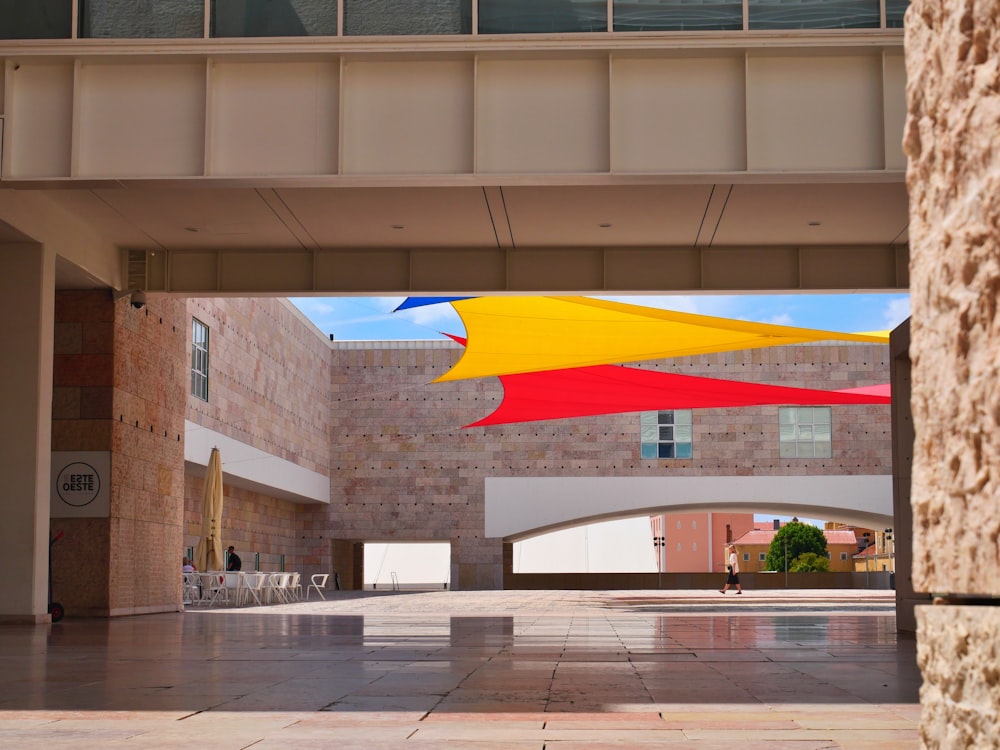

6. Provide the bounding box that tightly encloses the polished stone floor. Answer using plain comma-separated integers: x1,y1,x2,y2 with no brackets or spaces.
0,590,921,748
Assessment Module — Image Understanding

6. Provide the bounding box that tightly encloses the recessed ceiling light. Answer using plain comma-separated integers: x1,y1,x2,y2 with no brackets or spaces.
391,224,405,230
184,227,199,233
599,223,613,228
807,221,822,227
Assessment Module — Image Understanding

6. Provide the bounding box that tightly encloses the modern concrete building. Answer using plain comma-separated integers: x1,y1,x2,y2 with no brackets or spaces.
5,0,1000,743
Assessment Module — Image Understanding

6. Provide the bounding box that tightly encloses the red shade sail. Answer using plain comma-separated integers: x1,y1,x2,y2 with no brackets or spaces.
465,365,890,428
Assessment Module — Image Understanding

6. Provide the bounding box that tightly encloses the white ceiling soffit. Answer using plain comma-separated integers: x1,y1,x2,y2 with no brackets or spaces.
38,182,909,253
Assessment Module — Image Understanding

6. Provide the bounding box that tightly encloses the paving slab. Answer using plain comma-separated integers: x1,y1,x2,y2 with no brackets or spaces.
0,589,919,748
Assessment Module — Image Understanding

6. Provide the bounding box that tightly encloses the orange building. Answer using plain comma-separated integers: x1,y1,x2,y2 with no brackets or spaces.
731,527,859,573
650,512,755,573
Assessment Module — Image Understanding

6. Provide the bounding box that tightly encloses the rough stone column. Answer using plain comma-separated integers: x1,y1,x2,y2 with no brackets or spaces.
903,1,1000,745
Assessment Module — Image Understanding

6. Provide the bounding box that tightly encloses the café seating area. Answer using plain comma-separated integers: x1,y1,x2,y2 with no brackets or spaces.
183,571,325,608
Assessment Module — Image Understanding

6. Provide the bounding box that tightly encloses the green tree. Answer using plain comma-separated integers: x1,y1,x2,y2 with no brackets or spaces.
789,552,830,573
765,521,828,572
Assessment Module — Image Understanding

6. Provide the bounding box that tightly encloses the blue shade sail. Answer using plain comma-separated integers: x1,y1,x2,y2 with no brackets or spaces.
394,297,473,312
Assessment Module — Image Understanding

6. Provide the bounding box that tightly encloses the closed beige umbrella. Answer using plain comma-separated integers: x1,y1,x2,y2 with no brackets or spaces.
194,447,224,571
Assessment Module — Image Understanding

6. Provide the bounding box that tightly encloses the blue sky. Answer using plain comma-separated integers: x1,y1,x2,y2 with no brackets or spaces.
290,293,910,341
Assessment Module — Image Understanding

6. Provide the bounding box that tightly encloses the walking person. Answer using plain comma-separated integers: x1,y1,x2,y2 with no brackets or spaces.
719,544,742,594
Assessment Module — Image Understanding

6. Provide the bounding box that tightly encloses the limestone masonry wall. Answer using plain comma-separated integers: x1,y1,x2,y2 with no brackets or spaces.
904,0,1000,597
326,340,891,588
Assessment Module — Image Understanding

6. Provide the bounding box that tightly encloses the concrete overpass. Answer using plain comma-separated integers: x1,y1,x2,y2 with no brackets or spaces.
486,475,893,539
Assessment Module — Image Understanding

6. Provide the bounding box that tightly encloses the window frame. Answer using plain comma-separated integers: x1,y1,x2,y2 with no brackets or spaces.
778,406,832,459
191,317,210,401
640,409,693,459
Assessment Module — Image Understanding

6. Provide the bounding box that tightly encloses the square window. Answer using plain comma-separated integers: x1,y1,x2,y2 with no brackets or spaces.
640,410,693,460
778,406,832,459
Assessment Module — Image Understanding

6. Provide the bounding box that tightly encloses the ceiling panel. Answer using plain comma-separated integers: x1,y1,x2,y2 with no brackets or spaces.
501,185,714,247
275,187,497,248
714,183,909,245
85,188,303,250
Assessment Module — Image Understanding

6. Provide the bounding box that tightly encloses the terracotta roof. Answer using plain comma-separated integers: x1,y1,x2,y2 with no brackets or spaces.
732,528,859,546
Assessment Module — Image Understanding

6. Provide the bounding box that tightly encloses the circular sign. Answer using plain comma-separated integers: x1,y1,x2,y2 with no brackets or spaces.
56,462,101,507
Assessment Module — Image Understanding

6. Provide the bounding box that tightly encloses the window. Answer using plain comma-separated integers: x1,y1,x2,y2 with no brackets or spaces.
759,552,766,562
191,318,209,401
641,410,692,459
743,553,749,562
840,552,848,561
779,407,831,458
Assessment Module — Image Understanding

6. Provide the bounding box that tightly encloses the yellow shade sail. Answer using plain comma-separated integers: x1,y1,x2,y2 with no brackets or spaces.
435,296,889,383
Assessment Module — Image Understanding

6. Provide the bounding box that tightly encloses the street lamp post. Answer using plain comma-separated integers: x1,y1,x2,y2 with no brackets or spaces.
653,536,665,589
862,532,871,587
784,538,788,589
884,528,894,588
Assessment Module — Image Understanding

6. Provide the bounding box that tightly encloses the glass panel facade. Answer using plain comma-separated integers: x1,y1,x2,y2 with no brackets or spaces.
344,0,471,35
614,0,742,32
886,0,908,27
80,0,203,38
479,0,607,33
749,0,879,29
641,410,693,460
212,0,338,38
0,0,72,39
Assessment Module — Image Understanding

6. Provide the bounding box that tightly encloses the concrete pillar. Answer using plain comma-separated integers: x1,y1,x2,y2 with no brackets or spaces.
0,243,55,623
889,320,920,633
904,1,1000,744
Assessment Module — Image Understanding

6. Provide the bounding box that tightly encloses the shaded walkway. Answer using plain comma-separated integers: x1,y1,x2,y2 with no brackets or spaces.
0,590,920,748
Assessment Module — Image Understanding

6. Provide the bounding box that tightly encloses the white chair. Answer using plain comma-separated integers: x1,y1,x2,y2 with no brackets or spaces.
267,572,290,604
307,573,330,601
182,572,200,605
223,572,243,607
288,572,302,601
242,572,266,606
199,572,228,607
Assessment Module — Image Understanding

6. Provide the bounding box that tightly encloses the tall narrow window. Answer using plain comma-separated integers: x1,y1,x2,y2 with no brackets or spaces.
779,406,832,458
641,410,692,459
191,318,209,401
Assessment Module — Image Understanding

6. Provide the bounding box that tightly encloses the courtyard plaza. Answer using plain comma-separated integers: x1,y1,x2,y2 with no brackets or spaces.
0,589,920,749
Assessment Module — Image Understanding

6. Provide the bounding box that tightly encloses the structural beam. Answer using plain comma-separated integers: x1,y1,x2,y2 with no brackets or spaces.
133,244,909,296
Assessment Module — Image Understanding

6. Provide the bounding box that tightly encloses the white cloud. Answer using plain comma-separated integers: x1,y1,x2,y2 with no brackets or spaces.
399,301,464,329
882,296,911,329
764,312,794,326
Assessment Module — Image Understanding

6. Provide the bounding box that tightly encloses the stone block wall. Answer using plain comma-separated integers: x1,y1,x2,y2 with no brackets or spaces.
51,290,187,616
183,477,300,572
185,298,332,575
904,0,1000,598
326,339,892,589
109,296,188,615
904,0,1000,744
187,298,331,475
